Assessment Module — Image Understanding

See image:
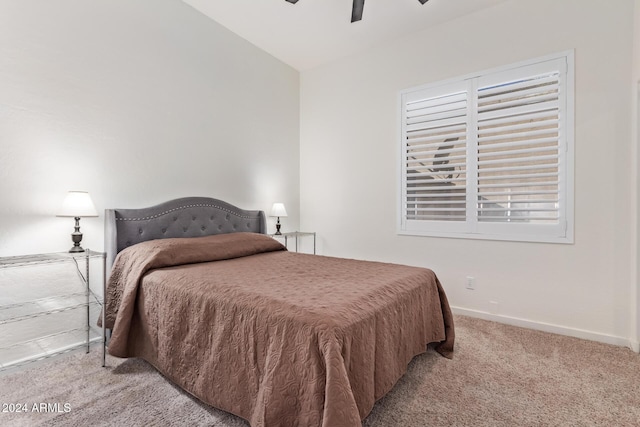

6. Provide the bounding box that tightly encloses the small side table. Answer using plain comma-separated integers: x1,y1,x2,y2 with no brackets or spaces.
271,231,316,254
0,250,106,371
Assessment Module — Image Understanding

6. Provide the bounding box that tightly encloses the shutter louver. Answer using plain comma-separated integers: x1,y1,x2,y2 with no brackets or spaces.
404,91,468,222
476,72,561,224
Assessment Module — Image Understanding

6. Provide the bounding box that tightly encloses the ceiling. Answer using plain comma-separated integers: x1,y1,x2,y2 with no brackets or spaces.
182,0,508,71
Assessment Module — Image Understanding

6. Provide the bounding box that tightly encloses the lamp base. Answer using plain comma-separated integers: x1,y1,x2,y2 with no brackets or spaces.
69,217,85,253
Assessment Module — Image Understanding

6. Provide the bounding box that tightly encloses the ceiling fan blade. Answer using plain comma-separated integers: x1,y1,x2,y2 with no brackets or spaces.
287,0,423,22
351,0,365,22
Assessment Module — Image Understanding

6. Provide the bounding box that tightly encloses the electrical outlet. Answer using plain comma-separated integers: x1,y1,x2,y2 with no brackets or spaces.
489,300,499,314
466,276,475,290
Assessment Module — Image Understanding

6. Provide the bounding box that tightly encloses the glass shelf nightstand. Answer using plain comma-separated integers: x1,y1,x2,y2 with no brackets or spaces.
270,231,316,254
0,250,106,372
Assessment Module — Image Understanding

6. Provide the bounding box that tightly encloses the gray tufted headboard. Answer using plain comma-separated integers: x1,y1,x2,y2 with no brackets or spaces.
104,197,267,269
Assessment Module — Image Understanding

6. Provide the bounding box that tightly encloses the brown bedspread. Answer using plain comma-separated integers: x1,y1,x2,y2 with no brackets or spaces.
105,232,454,427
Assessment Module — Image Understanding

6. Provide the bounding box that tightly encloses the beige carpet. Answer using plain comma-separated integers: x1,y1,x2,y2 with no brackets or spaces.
1,315,639,426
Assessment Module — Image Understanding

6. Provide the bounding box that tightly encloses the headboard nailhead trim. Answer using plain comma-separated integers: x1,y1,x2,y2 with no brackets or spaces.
115,204,257,221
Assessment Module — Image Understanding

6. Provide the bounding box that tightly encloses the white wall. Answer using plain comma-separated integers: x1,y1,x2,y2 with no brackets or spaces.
300,0,638,347
0,0,300,257
634,0,640,349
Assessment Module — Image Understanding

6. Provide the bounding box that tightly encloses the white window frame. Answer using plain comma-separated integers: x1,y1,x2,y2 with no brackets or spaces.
398,51,574,244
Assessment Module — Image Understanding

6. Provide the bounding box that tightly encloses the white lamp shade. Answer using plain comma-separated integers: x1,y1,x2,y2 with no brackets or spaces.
270,203,288,217
57,191,98,217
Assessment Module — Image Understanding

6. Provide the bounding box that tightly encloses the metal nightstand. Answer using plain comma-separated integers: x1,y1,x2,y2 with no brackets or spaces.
271,231,316,254
0,250,106,371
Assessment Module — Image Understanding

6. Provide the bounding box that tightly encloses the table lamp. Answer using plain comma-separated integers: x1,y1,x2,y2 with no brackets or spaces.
270,203,287,235
57,191,98,253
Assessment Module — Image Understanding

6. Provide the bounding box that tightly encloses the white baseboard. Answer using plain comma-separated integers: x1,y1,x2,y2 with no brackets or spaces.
452,306,639,352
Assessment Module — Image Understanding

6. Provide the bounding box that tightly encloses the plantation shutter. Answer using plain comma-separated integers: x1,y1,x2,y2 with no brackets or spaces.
401,81,469,234
474,58,568,238
399,53,572,242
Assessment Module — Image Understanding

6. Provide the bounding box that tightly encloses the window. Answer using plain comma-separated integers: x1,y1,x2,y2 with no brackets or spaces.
399,52,574,243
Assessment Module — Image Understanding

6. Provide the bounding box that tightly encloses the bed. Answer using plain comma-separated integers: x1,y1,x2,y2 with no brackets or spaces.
103,196,454,427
